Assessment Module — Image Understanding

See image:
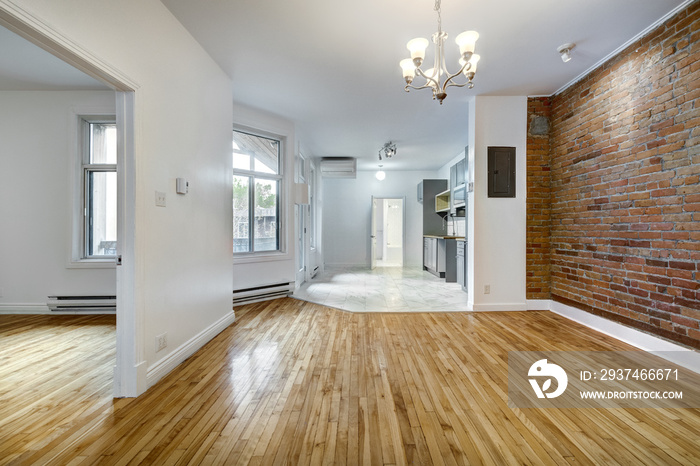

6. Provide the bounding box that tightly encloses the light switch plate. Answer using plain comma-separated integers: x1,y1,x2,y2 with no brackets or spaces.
155,191,166,207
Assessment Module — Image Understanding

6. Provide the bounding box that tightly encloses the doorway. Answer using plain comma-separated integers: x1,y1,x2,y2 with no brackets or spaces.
371,197,405,268
0,14,138,396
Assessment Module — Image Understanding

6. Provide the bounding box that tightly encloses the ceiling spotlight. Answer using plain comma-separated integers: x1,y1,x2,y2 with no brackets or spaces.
557,43,575,63
379,141,397,161
376,165,386,181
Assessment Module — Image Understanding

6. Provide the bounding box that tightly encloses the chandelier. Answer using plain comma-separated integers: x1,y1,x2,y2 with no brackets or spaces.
399,0,480,104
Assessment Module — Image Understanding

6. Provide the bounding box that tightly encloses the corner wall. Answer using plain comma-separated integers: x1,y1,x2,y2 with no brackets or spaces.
529,2,700,349
470,96,528,311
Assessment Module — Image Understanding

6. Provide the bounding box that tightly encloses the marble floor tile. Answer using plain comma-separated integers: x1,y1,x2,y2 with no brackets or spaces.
293,266,470,313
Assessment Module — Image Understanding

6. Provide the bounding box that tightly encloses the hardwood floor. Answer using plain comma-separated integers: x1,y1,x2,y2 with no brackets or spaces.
1,299,699,465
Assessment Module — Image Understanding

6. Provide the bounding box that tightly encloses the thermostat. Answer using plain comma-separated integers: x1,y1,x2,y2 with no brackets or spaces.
176,178,189,194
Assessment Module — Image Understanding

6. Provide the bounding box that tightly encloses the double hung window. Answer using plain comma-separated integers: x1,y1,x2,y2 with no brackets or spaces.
81,117,117,259
232,130,282,253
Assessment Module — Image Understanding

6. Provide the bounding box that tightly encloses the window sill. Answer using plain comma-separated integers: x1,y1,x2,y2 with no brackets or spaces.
66,258,117,269
233,251,290,265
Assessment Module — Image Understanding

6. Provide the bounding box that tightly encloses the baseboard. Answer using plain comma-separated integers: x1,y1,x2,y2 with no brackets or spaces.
0,303,50,314
526,299,550,311
146,309,236,388
471,302,528,312
0,303,115,315
529,299,699,373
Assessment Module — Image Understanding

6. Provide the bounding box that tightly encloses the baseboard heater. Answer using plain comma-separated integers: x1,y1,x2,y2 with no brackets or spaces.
47,295,116,312
232,282,294,306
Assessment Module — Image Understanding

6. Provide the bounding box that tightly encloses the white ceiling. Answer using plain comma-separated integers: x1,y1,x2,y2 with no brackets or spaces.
0,0,688,170
160,0,687,170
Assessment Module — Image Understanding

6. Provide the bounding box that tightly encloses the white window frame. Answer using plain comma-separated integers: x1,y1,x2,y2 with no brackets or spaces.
232,127,286,259
68,113,117,268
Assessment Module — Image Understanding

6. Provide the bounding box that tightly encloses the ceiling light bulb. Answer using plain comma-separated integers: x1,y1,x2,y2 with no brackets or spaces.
376,169,386,181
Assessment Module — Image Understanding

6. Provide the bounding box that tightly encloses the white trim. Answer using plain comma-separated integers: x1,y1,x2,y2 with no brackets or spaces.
146,310,236,389
0,303,50,314
0,1,139,92
553,0,696,96
528,299,699,373
526,299,550,311
471,302,528,312
0,303,115,315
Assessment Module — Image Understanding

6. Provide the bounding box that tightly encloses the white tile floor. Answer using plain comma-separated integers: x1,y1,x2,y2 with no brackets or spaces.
292,266,470,312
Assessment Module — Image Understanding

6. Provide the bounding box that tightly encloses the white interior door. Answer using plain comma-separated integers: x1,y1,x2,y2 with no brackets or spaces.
370,196,377,269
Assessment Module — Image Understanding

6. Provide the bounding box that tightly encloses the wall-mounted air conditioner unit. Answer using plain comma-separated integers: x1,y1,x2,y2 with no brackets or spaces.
320,157,356,178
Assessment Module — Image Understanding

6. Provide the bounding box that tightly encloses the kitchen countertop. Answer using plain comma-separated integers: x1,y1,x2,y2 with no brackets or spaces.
424,235,466,240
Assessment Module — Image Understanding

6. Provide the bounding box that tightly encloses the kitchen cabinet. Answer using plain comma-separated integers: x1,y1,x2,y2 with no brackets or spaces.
423,236,445,278
418,179,448,236
444,239,457,283
456,240,466,291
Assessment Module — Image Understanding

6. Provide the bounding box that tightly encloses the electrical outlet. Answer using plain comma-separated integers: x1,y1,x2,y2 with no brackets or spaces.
155,191,166,207
156,333,168,352
484,285,490,294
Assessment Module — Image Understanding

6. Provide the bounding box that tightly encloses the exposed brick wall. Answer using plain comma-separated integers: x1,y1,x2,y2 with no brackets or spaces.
527,97,552,300
528,2,700,349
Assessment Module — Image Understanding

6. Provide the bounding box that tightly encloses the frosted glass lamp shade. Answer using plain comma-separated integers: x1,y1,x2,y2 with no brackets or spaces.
455,31,479,55
400,59,416,78
376,170,386,181
467,54,480,73
407,38,429,60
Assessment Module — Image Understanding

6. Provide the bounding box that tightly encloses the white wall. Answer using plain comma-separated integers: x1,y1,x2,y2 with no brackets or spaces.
4,0,235,394
231,103,297,289
469,96,528,311
0,90,116,310
322,170,437,267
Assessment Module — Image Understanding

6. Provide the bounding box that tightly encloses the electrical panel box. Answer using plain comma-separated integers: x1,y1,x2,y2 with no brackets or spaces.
487,147,516,198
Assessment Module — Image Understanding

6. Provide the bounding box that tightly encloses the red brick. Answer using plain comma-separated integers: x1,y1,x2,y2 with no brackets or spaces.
527,1,700,349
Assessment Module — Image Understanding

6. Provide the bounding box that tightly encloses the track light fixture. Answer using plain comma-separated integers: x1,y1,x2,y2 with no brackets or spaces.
379,142,397,161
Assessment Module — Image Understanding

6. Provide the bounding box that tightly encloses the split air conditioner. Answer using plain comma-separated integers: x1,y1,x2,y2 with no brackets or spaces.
320,157,356,178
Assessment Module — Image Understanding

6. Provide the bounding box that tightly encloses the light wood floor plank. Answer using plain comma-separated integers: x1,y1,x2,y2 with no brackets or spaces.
2,300,700,465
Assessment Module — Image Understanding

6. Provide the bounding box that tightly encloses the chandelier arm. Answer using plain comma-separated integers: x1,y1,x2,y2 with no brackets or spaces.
405,83,438,92
414,67,440,90
439,60,473,92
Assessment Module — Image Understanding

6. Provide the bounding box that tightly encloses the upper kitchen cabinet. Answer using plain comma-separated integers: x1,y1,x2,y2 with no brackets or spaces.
449,151,467,215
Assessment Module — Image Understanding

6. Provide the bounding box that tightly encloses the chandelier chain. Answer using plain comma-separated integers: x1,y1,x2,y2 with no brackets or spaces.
434,0,442,33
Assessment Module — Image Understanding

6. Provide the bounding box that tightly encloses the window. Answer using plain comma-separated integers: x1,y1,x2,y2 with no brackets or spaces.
232,129,282,254
81,117,117,258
